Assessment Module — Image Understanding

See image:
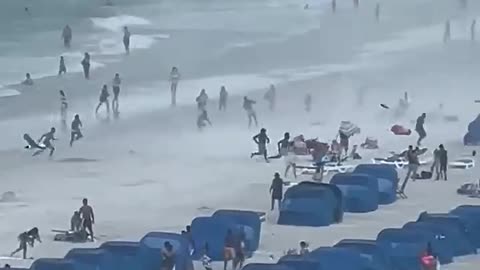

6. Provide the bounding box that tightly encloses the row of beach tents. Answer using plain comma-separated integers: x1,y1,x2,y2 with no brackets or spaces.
3,164,480,270
279,164,398,227
244,205,480,270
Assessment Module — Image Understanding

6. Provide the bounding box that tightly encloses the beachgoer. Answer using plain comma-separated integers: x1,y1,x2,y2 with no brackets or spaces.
123,26,130,54
251,128,270,162
201,244,213,270
264,84,276,111
354,0,359,8
60,90,68,131
33,128,56,157
444,20,451,43
471,19,476,41
270,172,285,211
161,242,176,270
196,89,209,111
299,241,310,255
70,114,83,147
233,231,246,270
4,264,11,268
22,73,33,86
219,86,228,111
197,109,212,130
95,85,110,115
10,227,41,259
79,198,95,241
338,131,350,157
71,211,82,232
62,25,72,48
431,147,440,179
58,56,67,75
438,144,448,181
416,113,427,146
269,132,290,159
305,93,312,112
112,73,121,112
224,230,236,270
331,0,336,13
243,96,258,128
169,67,180,106
81,52,90,79
375,3,380,22
400,146,419,193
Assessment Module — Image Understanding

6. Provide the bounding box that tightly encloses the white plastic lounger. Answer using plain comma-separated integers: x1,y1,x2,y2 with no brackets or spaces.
449,158,475,169
296,162,354,175
372,157,431,169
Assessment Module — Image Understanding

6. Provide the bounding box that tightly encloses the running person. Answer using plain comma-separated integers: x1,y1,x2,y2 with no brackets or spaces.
10,227,41,259
251,128,270,162
123,26,131,54
169,67,180,106
79,198,95,241
243,96,258,128
112,73,121,112
197,109,212,130
58,56,67,76
81,52,90,79
438,144,448,181
196,89,208,110
95,85,110,115
219,86,228,111
416,113,427,146
62,25,72,48
264,84,276,111
70,114,83,147
33,128,56,157
60,90,68,131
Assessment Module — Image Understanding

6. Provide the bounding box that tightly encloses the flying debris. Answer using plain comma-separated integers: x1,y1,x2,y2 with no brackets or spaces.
380,104,390,109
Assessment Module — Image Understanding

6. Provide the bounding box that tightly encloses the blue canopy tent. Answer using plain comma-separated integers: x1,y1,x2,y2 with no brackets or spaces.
138,232,193,270
306,247,371,270
450,205,480,247
278,182,343,227
242,263,294,270
334,239,393,270
100,241,140,270
277,255,323,270
64,248,114,270
399,224,454,264
190,216,241,261
30,258,76,270
464,115,480,145
330,173,379,213
417,213,476,256
377,228,431,270
354,164,398,204
213,209,262,253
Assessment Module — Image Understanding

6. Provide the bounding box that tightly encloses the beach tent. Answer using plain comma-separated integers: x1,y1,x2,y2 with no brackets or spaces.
354,164,398,204
400,223,454,264
464,115,480,145
243,263,294,270
334,239,393,270
330,173,379,213
277,255,323,270
64,248,114,270
138,232,193,270
278,182,343,227
416,213,476,255
99,241,140,270
307,247,371,270
30,258,76,270
377,228,431,270
450,205,480,247
190,216,241,261
213,209,262,252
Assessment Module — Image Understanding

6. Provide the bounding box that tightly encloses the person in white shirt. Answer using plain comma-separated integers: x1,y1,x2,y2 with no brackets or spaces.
112,73,122,112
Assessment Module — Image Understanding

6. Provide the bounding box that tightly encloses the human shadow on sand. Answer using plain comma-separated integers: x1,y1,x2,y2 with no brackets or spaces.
57,157,100,163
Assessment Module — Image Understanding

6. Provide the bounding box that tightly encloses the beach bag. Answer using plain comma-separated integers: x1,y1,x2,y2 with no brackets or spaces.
391,124,411,135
